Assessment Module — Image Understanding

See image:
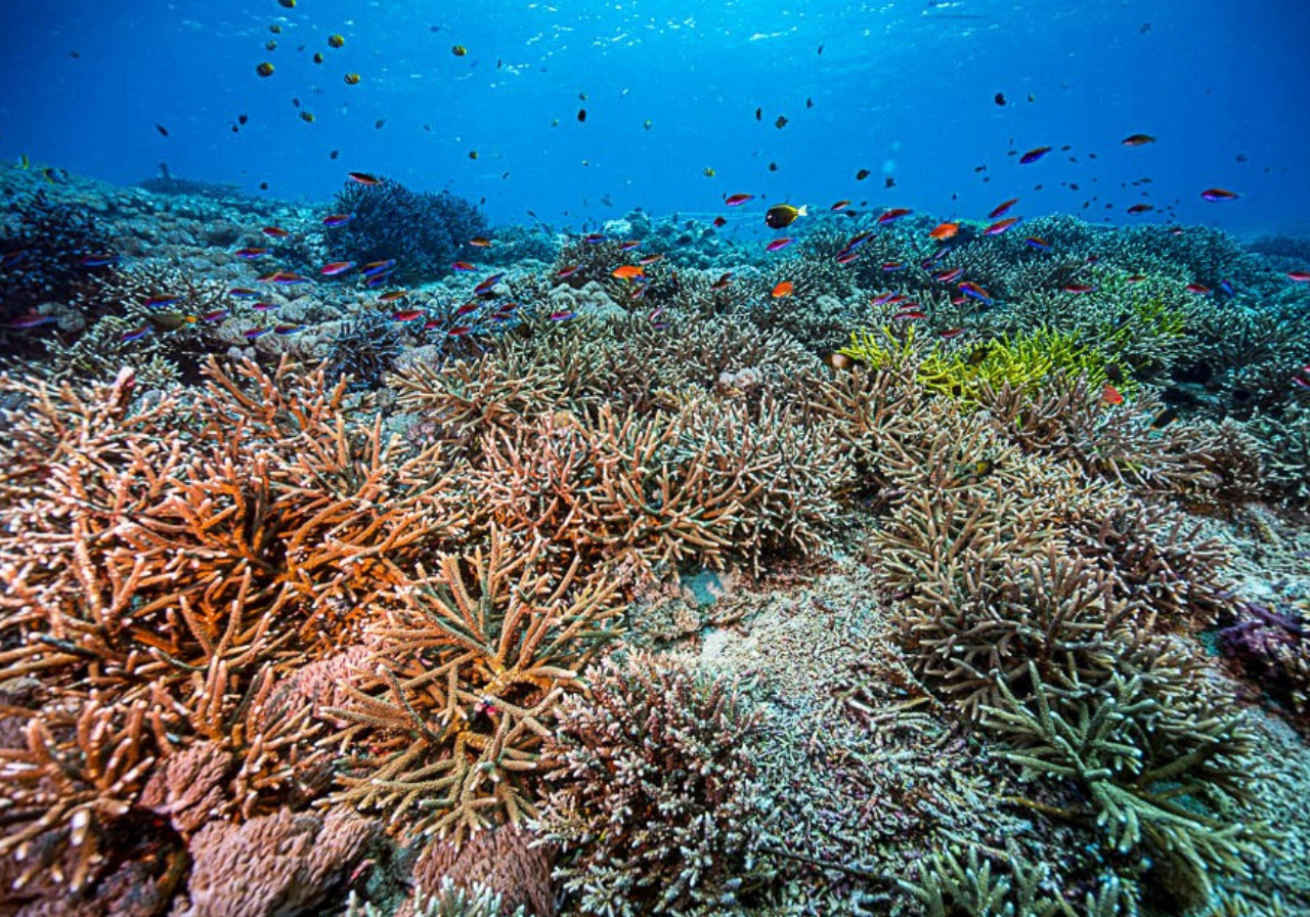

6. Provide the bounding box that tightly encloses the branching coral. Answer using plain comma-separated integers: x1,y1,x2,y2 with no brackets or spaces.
465,396,848,575
328,178,488,284
0,357,468,894
534,652,767,917
987,662,1275,912
325,530,623,846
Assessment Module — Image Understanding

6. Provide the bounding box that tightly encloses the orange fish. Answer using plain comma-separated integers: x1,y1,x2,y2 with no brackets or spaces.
612,265,645,280
929,222,959,240
1101,384,1125,406
772,280,794,298
377,290,409,303
469,237,492,247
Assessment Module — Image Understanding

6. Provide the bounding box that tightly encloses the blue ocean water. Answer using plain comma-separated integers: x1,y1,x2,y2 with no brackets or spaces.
2,0,1307,234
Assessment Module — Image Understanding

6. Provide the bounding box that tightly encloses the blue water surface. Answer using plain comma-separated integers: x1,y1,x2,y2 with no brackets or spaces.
1,0,1307,233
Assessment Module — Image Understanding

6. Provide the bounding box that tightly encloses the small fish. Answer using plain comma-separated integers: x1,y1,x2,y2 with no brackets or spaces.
454,301,480,316
235,247,269,259
348,172,382,185
257,62,275,77
262,227,290,238
469,237,492,248
473,272,506,295
929,222,959,240
1150,407,1179,429
830,200,851,211
243,327,272,339
320,261,356,276
989,198,1019,218
1122,134,1156,147
79,253,119,267
1019,146,1053,164
939,327,965,339
765,204,807,229
612,265,645,280
893,311,927,321
313,52,324,64
994,91,1006,106
1101,384,1125,406
392,309,425,322
725,193,755,207
142,294,181,308
274,323,305,335
711,272,733,290
577,108,587,123
638,253,664,265
713,216,727,227
584,233,607,243
8,313,58,329
877,208,911,224
273,274,310,285
835,250,860,265
452,45,468,56
934,267,964,283
771,280,794,298
966,345,991,366
703,167,715,177
775,115,788,129
229,287,259,298
556,264,580,279
1185,282,1211,295
881,261,905,272
252,301,280,311
328,34,345,48
121,325,151,341
322,213,353,228
855,168,871,181
1126,203,1154,215
1288,270,1310,282
453,261,477,273
1125,274,1147,283
846,231,874,250
362,259,397,277
984,216,1020,235
378,290,409,304
765,238,795,253
871,292,898,306
344,73,361,85
549,310,576,321
1024,237,1051,251
620,240,641,251
1201,188,1239,202
200,310,229,323
144,312,197,332
444,325,471,336
958,281,994,304
1219,280,1235,296
1063,283,1097,294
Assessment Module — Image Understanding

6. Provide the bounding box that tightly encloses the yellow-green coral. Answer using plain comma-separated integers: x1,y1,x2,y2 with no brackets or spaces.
841,325,1115,407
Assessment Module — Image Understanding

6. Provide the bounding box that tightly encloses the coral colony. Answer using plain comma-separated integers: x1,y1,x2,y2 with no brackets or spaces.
2,161,1310,917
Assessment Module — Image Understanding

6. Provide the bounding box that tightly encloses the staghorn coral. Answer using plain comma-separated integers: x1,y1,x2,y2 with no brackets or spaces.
0,357,468,895
464,396,849,575
986,661,1275,913
1248,399,1310,506
325,530,623,847
326,309,410,391
534,652,767,917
